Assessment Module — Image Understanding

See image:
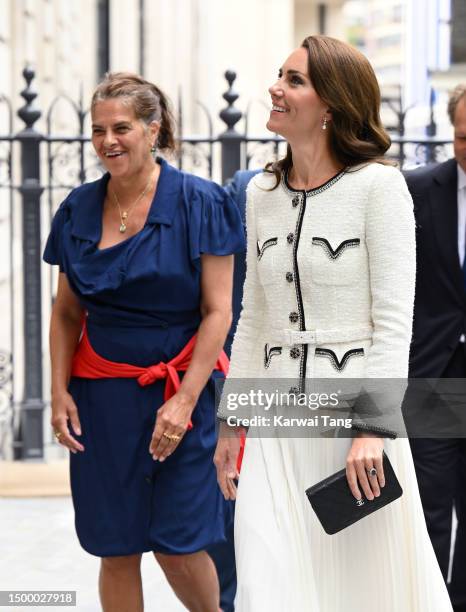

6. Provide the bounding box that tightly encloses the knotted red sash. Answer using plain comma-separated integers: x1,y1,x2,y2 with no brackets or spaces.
71,324,244,470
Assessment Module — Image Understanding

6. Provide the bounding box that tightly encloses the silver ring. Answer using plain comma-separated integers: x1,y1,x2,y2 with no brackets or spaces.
367,467,377,477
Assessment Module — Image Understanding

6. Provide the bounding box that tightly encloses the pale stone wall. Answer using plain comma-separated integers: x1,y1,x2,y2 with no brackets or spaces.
3,0,99,133
110,0,139,73
294,0,346,46
143,0,295,138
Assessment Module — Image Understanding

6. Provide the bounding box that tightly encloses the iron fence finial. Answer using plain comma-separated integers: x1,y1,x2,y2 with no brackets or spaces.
219,70,242,133
18,65,41,130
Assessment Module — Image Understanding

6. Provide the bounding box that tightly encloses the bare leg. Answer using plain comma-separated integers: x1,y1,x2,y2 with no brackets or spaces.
99,554,143,612
155,550,220,612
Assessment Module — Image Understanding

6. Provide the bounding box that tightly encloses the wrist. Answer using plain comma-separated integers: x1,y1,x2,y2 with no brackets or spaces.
351,434,384,450
176,389,198,412
354,431,382,439
219,420,246,435
51,386,69,400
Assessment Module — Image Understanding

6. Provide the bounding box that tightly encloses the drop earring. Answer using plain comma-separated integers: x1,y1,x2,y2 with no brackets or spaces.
322,117,328,130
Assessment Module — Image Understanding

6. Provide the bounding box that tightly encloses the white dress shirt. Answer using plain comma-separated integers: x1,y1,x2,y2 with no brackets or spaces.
456,164,466,342
457,164,466,264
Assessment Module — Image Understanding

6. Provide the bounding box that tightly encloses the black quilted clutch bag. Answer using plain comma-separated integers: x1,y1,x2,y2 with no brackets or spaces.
305,451,403,535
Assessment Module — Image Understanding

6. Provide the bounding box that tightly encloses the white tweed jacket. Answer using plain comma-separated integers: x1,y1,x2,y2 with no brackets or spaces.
219,162,416,435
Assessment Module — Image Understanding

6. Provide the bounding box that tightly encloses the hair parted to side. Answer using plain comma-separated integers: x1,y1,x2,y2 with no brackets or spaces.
448,84,466,125
91,72,176,153
266,35,392,187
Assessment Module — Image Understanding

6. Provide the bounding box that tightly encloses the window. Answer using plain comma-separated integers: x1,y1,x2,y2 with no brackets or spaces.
377,34,402,50
393,5,403,23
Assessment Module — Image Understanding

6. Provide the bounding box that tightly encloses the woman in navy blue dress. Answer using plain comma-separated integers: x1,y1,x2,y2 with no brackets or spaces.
44,72,244,612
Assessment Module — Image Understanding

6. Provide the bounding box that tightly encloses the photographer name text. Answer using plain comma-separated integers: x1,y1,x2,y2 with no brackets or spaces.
225,414,352,428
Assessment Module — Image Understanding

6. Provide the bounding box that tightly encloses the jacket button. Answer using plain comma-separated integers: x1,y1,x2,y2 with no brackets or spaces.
286,272,294,283
287,232,294,244
290,346,301,359
145,476,152,484
292,196,300,208
289,311,299,323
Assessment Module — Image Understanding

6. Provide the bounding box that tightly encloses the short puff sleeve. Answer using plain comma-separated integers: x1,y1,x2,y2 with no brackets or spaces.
43,199,71,271
185,177,245,264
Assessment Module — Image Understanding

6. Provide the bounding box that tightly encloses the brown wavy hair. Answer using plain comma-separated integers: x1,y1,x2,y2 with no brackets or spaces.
266,35,392,187
91,72,176,153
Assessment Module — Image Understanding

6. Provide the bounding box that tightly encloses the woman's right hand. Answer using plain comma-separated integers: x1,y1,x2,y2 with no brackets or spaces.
51,391,85,454
214,422,242,500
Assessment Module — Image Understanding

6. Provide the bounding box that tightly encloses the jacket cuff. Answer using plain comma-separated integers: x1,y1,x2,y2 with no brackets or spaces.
351,421,398,439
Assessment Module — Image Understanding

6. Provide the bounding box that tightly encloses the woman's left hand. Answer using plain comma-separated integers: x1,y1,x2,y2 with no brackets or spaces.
149,393,195,462
346,432,385,501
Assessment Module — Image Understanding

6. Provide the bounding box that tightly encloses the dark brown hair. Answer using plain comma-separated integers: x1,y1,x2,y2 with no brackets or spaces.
91,72,176,153
266,35,392,187
447,84,466,125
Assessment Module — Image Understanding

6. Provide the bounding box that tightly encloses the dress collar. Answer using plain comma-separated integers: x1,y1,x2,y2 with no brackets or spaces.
69,157,183,241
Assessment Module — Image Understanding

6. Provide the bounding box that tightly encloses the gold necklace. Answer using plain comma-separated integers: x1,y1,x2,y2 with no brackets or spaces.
110,171,154,233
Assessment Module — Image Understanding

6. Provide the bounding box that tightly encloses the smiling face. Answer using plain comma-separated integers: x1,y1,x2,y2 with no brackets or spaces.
91,98,159,178
266,47,330,142
453,96,466,174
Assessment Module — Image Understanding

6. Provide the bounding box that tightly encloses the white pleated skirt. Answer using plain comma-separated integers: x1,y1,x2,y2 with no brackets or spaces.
234,434,453,612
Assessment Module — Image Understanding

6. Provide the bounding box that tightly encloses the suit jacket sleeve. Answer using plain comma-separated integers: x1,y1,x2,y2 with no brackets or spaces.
223,172,246,357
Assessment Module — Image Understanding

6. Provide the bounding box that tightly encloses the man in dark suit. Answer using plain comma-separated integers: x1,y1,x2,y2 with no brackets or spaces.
208,169,259,612
405,84,466,612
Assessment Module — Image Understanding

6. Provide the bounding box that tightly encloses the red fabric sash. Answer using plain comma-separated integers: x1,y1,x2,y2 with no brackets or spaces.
71,324,244,470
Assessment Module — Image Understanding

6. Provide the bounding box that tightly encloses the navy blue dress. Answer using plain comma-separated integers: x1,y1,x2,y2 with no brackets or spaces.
43,158,245,557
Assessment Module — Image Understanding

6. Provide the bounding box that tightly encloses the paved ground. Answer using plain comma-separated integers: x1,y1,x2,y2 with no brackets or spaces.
0,497,185,612
0,464,458,611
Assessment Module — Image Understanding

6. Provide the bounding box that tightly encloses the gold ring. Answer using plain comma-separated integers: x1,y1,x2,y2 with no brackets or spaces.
162,432,181,442
54,431,62,440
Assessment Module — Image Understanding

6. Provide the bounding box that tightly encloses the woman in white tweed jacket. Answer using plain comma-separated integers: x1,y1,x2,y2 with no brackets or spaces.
215,36,452,611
